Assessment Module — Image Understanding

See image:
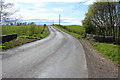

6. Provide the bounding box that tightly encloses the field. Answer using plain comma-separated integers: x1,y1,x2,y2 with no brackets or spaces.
2,25,49,38
54,25,85,39
64,25,85,35
1,25,49,50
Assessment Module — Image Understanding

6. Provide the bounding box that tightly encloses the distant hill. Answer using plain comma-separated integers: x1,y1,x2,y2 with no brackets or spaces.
21,19,81,25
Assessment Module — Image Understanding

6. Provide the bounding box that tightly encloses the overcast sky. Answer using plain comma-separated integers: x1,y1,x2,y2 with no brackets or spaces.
5,0,96,25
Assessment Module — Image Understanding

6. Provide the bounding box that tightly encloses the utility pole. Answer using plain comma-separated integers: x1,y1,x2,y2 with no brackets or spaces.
59,14,60,25
53,20,54,25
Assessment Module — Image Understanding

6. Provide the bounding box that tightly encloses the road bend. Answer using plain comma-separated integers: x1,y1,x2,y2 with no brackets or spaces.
1,26,88,78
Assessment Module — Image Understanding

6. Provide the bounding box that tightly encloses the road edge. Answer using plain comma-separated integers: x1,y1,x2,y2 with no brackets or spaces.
79,39,119,78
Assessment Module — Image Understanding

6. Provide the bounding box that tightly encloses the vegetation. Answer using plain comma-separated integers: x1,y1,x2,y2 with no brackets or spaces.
90,40,119,64
82,1,119,65
2,24,49,38
64,25,85,35
55,24,119,65
1,23,49,50
2,37,37,50
82,1,120,44
54,24,85,39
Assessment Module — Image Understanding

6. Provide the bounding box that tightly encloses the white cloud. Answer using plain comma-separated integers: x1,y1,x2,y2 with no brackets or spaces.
53,8,63,12
20,12,58,19
36,8,48,12
84,0,95,5
5,0,85,25
83,0,118,5
4,0,15,3
16,0,40,3
15,0,86,3
34,3,45,7
14,0,102,3
5,0,118,4
22,18,82,25
61,18,82,25
26,7,48,12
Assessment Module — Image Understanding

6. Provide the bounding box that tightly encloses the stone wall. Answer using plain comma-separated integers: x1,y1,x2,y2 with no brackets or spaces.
0,34,17,43
86,34,114,43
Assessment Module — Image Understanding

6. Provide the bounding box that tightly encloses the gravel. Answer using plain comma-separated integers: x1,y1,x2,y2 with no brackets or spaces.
80,39,119,78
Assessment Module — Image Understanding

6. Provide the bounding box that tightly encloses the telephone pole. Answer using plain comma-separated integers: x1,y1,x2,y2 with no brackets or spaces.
53,20,54,25
59,14,61,25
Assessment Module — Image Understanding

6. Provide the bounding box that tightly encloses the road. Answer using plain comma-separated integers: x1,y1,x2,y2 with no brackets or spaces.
1,26,88,78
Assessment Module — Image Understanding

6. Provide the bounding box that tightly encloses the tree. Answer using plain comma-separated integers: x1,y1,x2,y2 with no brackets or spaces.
83,1,120,44
0,0,19,24
41,24,46,34
82,14,96,34
28,22,36,25
28,22,36,35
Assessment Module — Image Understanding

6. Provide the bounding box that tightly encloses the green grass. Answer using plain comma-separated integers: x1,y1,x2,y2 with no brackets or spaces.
1,25,49,50
54,25,85,39
2,25,49,39
92,42,119,65
56,26,83,39
65,25,85,35
2,25,49,37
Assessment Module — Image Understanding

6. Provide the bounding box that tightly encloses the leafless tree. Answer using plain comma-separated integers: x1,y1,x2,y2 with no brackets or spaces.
0,0,20,24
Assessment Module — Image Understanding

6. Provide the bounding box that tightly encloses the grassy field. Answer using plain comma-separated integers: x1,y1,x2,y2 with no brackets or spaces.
54,25,85,39
1,25,49,50
64,25,85,35
2,25,49,38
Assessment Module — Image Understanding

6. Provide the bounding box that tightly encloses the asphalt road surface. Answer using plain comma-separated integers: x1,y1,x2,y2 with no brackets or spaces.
1,26,88,78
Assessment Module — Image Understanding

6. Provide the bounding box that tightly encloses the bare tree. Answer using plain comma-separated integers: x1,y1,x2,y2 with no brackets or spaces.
0,0,20,24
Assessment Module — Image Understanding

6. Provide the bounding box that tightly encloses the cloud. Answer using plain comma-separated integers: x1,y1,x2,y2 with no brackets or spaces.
20,12,58,19
53,8,63,12
22,18,82,25
15,0,105,3
26,7,48,12
8,0,85,25
15,0,87,3
84,0,95,5
61,18,82,25
83,0,118,5
34,3,45,7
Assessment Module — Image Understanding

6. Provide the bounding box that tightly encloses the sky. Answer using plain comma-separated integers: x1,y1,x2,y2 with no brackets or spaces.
5,0,96,25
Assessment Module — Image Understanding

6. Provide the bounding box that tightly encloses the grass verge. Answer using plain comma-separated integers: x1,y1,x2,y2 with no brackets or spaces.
89,39,119,65
2,37,37,50
54,26,84,39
